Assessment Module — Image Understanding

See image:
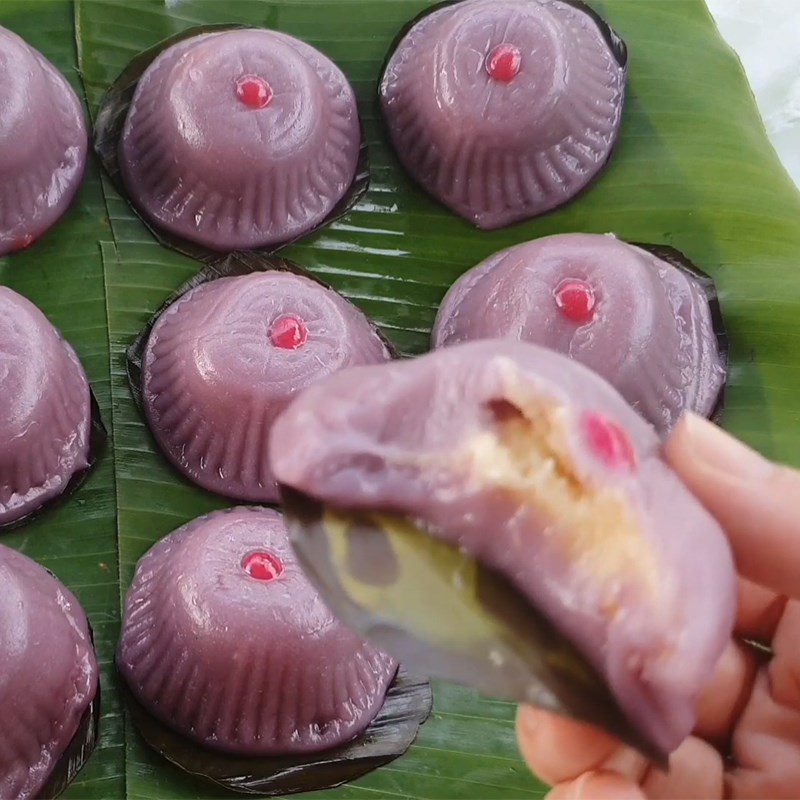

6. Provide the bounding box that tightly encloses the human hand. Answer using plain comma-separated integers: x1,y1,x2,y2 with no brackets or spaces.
516,412,800,799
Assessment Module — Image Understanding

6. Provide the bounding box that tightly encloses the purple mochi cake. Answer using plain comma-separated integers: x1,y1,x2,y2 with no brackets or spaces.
0,26,87,256
271,341,737,756
0,287,92,526
0,544,99,799
142,270,391,502
118,506,397,755
120,29,361,251
433,234,726,435
380,0,626,228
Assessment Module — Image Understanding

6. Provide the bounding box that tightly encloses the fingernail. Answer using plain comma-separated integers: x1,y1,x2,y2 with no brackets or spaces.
671,413,773,481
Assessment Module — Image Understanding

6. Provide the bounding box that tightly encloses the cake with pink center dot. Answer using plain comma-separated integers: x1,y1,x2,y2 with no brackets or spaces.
117,506,398,756
432,233,727,434
0,25,87,256
379,0,627,228
269,340,737,757
141,270,391,502
0,544,98,798
0,287,93,527
119,29,361,251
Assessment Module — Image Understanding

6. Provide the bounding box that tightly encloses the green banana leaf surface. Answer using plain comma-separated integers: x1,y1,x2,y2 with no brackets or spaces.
1,0,799,797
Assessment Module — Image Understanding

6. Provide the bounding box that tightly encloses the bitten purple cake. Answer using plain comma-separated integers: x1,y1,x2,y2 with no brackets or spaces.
117,507,398,756
433,234,726,434
0,544,99,799
0,287,92,526
0,25,87,256
142,271,391,502
380,0,626,228
119,29,361,251
271,341,737,756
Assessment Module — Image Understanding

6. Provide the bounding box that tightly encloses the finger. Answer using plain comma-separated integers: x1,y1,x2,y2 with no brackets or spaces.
516,706,618,785
600,746,650,783
728,600,800,798
736,578,787,641
665,413,800,599
641,737,724,799
767,600,800,709
694,639,758,744
546,771,646,800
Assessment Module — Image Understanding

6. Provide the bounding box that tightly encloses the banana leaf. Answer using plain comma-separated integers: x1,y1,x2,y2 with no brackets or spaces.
1,0,799,796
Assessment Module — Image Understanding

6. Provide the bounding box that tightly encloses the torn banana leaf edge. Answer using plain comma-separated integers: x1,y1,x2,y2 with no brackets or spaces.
377,0,628,227
0,390,107,534
633,241,729,423
120,667,432,796
281,486,669,767
40,626,101,800
125,251,399,414
93,23,370,265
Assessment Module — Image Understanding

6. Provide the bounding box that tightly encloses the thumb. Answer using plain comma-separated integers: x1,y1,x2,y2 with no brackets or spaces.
664,413,800,599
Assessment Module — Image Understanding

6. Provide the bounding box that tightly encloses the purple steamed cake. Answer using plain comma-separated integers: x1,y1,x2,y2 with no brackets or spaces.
119,29,361,252
380,0,626,228
142,270,391,503
0,544,99,799
270,340,737,756
432,234,726,434
0,287,92,526
0,26,87,256
118,506,398,756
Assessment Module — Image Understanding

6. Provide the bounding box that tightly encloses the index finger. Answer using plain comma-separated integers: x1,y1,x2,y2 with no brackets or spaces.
664,413,800,600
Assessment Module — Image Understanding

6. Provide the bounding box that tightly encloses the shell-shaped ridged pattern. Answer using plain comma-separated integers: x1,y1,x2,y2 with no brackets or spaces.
142,271,391,502
0,26,87,255
120,29,361,251
432,233,726,434
0,545,98,800
117,507,398,756
380,0,625,228
0,288,91,526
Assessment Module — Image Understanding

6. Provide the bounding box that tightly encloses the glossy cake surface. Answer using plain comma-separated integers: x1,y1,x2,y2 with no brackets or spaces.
380,0,626,228
0,287,92,526
117,507,398,755
433,234,726,434
0,544,98,799
0,25,87,255
142,270,391,502
120,29,361,251
271,341,737,755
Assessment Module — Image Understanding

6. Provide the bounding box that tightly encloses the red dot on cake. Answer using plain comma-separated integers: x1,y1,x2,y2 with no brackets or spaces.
242,550,284,582
485,44,522,82
235,74,273,109
269,314,308,349
582,411,636,472
555,279,596,323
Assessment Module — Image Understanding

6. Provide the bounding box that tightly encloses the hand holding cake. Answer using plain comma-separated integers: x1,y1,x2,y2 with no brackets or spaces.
516,413,800,799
